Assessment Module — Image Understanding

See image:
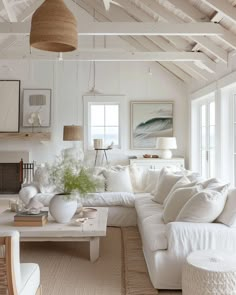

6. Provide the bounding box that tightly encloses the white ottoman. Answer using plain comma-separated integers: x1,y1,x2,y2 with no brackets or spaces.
182,250,236,295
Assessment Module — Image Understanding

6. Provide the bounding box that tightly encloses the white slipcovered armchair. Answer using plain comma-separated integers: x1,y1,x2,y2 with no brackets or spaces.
0,231,41,295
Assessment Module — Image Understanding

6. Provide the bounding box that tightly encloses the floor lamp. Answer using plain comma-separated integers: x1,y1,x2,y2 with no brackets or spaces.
63,125,84,161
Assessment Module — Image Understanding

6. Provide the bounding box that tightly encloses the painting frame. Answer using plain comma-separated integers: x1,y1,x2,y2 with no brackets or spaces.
22,89,51,128
130,101,174,149
0,80,20,133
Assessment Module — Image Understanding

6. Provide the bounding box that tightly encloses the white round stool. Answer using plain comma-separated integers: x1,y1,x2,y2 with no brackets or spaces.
182,250,236,295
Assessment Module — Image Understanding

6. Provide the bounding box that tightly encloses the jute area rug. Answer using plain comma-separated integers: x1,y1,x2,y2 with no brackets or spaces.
0,200,181,294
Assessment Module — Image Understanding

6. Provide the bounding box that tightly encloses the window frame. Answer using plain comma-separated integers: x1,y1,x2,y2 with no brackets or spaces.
191,93,216,178
83,95,125,151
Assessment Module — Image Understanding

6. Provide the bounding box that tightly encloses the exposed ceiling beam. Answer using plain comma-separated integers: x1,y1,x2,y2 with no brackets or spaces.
167,0,210,22
168,0,236,51
114,0,213,78
0,21,224,36
0,0,43,53
140,0,228,63
0,51,211,61
202,0,236,25
83,0,214,80
2,0,17,22
77,0,192,82
110,0,191,50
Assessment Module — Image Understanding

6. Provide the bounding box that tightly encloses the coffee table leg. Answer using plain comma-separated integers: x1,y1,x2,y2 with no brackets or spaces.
90,237,100,263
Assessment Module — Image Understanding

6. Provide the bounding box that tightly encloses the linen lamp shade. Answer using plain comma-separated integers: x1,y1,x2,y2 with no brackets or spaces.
30,0,78,52
156,137,177,159
63,126,83,141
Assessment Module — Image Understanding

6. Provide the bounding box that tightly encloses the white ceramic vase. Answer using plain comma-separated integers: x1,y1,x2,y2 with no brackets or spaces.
49,194,77,223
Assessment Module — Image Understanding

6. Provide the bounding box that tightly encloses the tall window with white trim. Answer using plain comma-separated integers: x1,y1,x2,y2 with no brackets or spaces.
191,95,216,178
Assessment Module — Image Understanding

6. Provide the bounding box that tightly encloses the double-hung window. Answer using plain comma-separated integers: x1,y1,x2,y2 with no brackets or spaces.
83,96,125,150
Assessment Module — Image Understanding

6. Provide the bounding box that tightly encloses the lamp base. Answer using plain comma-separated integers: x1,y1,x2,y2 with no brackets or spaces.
159,149,172,159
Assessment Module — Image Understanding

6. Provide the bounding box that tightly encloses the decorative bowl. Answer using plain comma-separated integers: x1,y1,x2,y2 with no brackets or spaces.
82,208,97,219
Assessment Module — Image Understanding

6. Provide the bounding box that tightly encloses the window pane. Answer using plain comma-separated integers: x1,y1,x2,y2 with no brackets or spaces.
91,105,104,126
201,126,206,149
210,102,215,126
209,149,215,178
210,126,215,148
201,150,207,178
91,127,104,146
104,127,119,145
105,105,119,126
201,105,206,126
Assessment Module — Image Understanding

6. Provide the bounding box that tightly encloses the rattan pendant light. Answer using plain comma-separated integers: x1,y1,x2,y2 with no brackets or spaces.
30,0,78,52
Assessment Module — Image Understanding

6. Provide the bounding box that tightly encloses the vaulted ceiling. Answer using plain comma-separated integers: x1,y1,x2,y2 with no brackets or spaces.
0,0,236,83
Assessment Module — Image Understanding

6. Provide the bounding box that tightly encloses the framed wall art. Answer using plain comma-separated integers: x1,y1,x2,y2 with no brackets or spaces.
130,101,174,149
23,89,51,128
0,80,20,132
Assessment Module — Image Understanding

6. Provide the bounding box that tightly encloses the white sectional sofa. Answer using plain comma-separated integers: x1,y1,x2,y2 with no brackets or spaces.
19,166,236,290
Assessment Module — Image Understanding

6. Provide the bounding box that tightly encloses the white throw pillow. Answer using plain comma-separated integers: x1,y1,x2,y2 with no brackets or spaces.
103,167,133,193
163,176,192,207
176,185,229,223
163,185,201,224
152,167,182,204
145,169,160,193
217,189,236,227
129,164,146,193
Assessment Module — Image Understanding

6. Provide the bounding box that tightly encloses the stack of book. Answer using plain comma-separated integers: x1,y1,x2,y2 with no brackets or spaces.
14,211,48,227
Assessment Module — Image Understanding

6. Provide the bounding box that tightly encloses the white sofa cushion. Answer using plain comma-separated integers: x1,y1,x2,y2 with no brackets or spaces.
217,189,236,227
152,168,182,204
135,195,163,221
163,177,193,206
79,192,136,207
176,185,229,223
163,185,201,224
129,164,146,193
103,167,133,193
142,214,168,251
145,170,160,193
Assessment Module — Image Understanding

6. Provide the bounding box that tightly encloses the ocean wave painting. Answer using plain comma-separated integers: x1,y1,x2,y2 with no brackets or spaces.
131,102,174,149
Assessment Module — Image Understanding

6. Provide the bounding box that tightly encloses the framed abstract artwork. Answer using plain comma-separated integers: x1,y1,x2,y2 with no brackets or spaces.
130,101,174,149
23,89,51,128
0,80,20,132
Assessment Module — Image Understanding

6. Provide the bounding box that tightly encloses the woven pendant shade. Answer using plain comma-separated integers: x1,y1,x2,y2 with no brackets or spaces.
30,0,78,52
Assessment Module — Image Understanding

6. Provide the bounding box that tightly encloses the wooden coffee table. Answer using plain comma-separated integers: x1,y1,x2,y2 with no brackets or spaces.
0,207,108,263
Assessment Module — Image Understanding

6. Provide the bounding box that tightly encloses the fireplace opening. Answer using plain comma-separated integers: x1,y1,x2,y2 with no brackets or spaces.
0,160,23,194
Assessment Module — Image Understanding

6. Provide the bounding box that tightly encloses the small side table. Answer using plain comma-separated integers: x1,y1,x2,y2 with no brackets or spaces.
182,250,236,295
94,148,110,166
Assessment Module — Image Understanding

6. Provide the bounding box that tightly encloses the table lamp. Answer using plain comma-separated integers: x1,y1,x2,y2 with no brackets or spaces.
63,125,84,161
156,137,177,159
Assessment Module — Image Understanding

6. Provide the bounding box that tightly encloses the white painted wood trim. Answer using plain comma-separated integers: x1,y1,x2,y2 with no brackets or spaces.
0,22,224,36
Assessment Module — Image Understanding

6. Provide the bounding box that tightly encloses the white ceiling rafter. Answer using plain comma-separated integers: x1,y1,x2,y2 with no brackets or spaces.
201,0,236,25
113,0,215,76
0,51,212,62
76,0,192,82
0,0,43,53
167,0,236,51
167,0,210,22
2,0,17,22
111,0,211,80
0,22,225,36
84,0,216,80
138,0,228,63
